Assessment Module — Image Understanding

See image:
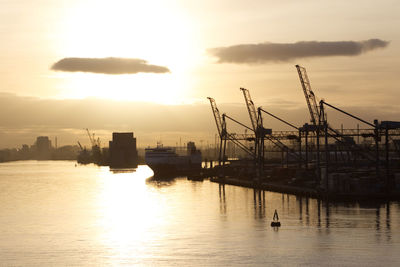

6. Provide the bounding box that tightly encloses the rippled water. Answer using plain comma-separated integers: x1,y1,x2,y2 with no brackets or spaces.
0,161,399,266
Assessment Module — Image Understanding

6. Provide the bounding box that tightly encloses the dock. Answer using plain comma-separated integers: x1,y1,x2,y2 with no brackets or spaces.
204,65,400,202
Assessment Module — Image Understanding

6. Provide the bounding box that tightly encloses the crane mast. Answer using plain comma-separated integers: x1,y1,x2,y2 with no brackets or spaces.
207,97,225,138
207,97,227,164
86,128,95,147
240,87,259,132
86,128,101,148
77,141,84,151
296,65,376,163
240,88,261,157
207,97,256,164
295,65,320,126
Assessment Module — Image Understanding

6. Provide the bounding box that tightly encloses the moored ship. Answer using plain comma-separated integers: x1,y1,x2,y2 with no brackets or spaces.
145,141,202,176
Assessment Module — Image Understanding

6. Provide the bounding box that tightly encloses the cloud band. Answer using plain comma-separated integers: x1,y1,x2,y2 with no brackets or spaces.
51,57,170,74
209,39,389,64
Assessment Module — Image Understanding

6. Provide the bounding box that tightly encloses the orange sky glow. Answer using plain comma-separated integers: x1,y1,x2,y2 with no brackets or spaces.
0,0,399,147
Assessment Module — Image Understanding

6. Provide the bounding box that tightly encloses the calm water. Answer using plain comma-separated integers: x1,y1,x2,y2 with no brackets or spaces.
0,161,399,266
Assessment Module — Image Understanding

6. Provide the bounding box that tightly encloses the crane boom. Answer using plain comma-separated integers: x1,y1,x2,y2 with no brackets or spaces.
207,97,224,138
240,87,259,133
86,128,95,146
296,66,376,162
295,65,320,126
77,141,84,151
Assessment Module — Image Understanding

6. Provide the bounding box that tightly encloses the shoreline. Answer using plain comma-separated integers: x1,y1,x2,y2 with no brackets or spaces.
210,176,400,202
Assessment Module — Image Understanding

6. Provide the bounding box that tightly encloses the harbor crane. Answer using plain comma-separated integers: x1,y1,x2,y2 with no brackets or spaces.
240,88,301,170
240,87,264,166
207,97,226,164
295,65,377,175
85,128,102,164
86,128,101,148
207,97,224,140
207,97,255,164
295,65,320,126
77,141,84,151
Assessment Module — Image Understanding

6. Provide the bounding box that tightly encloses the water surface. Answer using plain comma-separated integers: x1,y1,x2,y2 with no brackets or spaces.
0,161,399,266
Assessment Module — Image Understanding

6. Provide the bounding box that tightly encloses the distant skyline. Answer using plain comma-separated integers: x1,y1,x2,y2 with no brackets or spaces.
1,0,399,147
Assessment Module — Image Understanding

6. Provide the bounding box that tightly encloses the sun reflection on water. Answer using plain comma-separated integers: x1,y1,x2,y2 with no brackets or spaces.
96,165,165,259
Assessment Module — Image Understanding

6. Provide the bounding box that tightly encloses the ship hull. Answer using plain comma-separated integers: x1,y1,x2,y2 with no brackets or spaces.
145,146,202,177
147,163,201,176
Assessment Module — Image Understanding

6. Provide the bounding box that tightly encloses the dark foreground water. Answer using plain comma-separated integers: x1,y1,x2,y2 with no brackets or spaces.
0,161,399,266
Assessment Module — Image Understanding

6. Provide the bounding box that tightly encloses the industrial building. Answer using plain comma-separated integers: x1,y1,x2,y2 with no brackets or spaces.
108,132,138,168
35,136,52,160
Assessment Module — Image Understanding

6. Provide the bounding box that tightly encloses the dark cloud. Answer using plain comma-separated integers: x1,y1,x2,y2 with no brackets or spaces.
51,57,170,74
209,39,389,64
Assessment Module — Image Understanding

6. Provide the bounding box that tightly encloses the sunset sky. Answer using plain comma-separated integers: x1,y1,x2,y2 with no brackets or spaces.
0,0,399,148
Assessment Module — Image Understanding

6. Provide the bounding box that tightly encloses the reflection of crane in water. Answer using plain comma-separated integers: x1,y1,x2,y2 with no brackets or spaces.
218,184,226,215
253,189,266,219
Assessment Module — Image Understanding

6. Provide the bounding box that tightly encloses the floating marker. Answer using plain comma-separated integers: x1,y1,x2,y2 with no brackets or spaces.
271,209,281,227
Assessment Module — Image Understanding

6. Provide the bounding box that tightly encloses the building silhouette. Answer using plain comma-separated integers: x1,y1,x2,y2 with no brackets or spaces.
109,132,138,168
35,136,52,160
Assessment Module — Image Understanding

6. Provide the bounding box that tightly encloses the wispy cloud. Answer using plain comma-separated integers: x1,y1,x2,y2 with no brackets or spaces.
209,39,389,64
51,57,170,74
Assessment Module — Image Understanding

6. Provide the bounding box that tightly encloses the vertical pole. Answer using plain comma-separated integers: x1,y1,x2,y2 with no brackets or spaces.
215,134,218,161
316,126,321,184
299,130,302,169
320,101,328,191
374,120,380,179
305,129,309,170
335,145,338,167
385,126,389,190
218,137,223,165
286,147,289,168
222,137,227,166
260,133,265,177
325,120,329,192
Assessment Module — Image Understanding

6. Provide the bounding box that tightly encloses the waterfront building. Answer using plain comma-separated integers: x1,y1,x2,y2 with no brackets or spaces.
108,132,138,168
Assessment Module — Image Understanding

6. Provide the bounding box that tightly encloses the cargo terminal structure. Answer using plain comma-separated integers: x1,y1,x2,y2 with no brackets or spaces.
207,65,400,199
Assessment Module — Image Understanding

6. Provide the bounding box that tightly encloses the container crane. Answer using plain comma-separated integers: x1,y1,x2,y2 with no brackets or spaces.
295,65,376,165
86,128,95,147
240,87,264,163
240,88,300,167
208,97,226,164
86,128,101,148
207,97,254,164
295,65,320,126
77,141,84,151
240,88,259,133
207,97,225,139
85,128,102,165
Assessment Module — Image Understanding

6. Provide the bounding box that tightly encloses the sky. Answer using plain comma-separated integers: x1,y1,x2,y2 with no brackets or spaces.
0,0,399,148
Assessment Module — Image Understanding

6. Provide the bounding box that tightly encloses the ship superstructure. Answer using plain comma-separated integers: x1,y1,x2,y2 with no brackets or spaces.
145,142,202,176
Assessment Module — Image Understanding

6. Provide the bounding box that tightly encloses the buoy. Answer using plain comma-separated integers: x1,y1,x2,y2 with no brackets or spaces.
271,209,281,227
271,221,281,227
